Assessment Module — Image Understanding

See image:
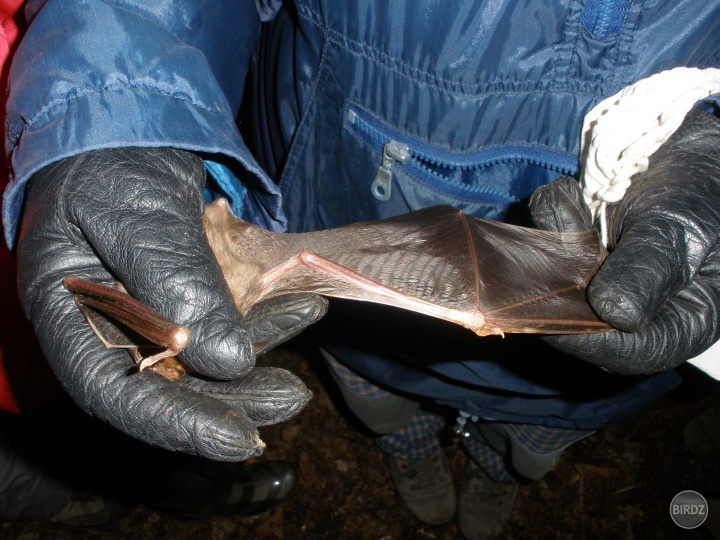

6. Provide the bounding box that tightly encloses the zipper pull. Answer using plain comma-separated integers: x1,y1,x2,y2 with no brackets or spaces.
371,140,410,201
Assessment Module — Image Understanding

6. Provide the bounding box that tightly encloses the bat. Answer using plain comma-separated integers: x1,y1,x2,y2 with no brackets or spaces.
203,200,610,333
64,275,190,380
65,200,611,378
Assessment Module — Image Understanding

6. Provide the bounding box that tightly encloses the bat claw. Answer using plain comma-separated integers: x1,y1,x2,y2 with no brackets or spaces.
137,349,177,371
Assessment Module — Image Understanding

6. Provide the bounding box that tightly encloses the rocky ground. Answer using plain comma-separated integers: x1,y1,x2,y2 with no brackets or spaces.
1,334,719,540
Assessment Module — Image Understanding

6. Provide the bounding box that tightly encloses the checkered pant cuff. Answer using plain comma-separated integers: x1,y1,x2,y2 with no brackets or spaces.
324,351,388,398
462,436,513,482
375,410,445,460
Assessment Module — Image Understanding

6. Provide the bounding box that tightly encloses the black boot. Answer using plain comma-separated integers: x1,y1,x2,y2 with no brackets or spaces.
143,459,298,520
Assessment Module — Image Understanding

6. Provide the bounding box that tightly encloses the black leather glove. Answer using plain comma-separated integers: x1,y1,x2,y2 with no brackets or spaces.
17,147,327,460
529,110,720,375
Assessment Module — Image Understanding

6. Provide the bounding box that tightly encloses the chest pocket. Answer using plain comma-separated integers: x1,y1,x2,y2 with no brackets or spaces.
343,105,578,225
277,4,590,232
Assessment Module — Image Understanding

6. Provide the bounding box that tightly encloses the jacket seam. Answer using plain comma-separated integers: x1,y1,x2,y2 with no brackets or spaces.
297,3,605,99
611,0,645,90
278,32,337,198
9,81,225,144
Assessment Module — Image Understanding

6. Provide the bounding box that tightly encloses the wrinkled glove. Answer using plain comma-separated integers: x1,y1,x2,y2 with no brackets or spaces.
530,110,720,375
17,147,327,460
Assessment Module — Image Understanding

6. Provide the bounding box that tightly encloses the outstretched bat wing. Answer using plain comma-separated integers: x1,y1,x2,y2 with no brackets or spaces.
204,201,611,336
66,203,612,379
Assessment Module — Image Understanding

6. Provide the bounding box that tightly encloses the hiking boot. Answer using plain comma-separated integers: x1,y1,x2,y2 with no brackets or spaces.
389,448,456,525
457,460,517,540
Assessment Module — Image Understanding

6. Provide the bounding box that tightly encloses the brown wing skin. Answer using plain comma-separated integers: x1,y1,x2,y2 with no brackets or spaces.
204,201,611,336
462,216,610,333
264,206,483,312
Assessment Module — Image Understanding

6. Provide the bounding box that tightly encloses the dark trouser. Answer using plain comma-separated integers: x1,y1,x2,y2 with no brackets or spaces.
324,349,594,482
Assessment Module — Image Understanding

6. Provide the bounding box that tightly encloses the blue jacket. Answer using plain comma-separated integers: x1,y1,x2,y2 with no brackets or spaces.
4,0,719,427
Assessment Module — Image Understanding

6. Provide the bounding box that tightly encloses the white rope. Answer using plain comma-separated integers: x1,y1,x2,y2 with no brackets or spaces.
580,67,720,246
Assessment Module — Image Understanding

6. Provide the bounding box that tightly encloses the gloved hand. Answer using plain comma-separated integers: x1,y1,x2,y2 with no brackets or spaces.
17,147,327,460
529,110,720,375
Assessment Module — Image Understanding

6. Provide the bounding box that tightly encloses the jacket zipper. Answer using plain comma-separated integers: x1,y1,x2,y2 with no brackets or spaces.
581,0,629,40
371,140,410,201
346,107,578,204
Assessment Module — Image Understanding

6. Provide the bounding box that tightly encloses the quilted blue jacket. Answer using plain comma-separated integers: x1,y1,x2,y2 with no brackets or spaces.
4,0,719,427
5,0,720,243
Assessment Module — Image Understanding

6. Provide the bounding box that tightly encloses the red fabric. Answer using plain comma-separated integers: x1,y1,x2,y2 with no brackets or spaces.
0,1,62,414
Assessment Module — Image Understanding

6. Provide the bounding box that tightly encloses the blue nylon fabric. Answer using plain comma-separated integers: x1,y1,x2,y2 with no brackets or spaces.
581,0,630,40
315,302,681,430
248,0,718,427
2,0,286,248
321,338,681,430
3,0,719,427
203,161,246,218
251,1,720,233
254,0,284,22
